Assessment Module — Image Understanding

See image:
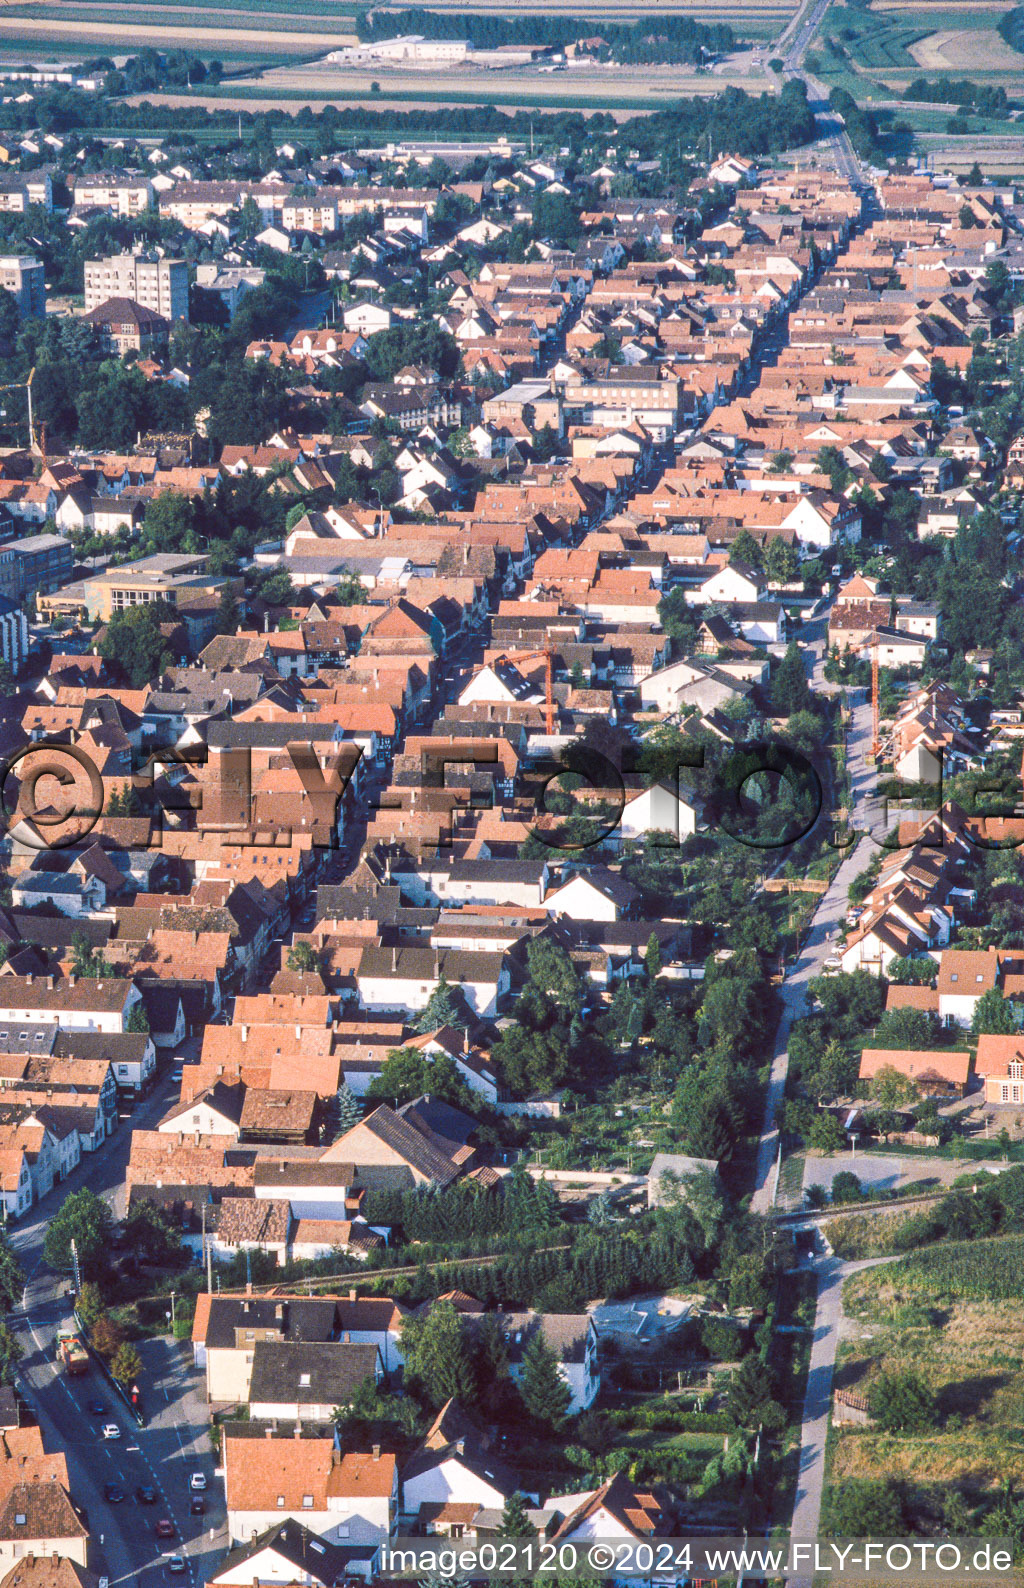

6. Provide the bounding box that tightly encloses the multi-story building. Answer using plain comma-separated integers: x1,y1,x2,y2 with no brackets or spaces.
81,551,230,620
0,593,27,672
0,255,44,316
82,296,169,355
72,172,153,215
84,251,188,322
0,532,73,599
0,172,52,213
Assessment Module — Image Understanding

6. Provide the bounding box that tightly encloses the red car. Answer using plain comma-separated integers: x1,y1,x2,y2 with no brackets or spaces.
155,1519,176,1539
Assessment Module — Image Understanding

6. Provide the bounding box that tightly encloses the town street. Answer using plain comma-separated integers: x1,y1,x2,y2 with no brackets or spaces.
8,1067,224,1588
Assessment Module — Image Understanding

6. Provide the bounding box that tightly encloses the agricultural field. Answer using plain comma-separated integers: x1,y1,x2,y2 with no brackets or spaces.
829,1246,1024,1525
813,0,1024,95
0,0,358,65
0,0,794,100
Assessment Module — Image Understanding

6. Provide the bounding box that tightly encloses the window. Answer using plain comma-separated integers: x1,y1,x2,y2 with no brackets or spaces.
302,1495,314,1509
299,1372,311,1387
1011,1062,1023,1081
950,973,958,983
277,1496,285,1508
977,974,984,984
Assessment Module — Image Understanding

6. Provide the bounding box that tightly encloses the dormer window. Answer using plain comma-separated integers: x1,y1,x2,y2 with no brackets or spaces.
277,1496,285,1507
950,972,958,982
302,1495,314,1508
299,1373,311,1387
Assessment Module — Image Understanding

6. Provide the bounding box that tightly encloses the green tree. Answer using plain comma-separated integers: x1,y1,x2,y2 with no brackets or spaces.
286,941,318,973
727,1353,784,1430
874,1007,936,1051
399,1300,475,1409
764,536,799,584
97,602,175,688
499,1492,538,1538
0,1321,21,1385
825,1479,904,1536
70,928,113,980
518,1331,571,1428
644,932,662,979
729,529,763,570
809,1112,846,1153
867,1368,937,1433
75,1280,104,1331
415,973,465,1032
871,1064,920,1110
771,641,813,715
111,1341,143,1387
0,1235,22,1315
90,1312,125,1359
334,1082,361,1134
972,988,1017,1036
43,1188,113,1277
126,1004,150,1034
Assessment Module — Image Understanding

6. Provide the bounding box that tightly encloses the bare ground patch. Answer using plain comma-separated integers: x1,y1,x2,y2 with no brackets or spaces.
908,26,1024,66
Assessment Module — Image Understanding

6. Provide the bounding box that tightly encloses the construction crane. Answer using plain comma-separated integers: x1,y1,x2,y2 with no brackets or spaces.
0,365,36,453
494,645,556,735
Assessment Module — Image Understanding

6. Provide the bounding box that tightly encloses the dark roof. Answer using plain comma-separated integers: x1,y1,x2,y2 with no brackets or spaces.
247,1340,380,1407
401,1397,515,1495
204,1295,339,1351
210,1520,373,1587
343,1103,463,1186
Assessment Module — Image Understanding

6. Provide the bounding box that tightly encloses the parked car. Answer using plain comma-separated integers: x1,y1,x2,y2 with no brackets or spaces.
189,1495,205,1516
87,1399,106,1416
101,1424,121,1441
136,1485,158,1505
103,1484,124,1503
189,1472,206,1492
155,1519,175,1540
166,1559,186,1576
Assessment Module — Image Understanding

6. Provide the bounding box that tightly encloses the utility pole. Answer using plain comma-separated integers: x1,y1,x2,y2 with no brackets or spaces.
203,1202,212,1295
70,1237,81,1297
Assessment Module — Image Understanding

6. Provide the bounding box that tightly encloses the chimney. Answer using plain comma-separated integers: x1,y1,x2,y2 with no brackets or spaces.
372,1444,381,1460
349,1289,356,1302
46,976,53,991
294,1422,302,1439
245,1282,252,1296
241,1025,248,1042
68,974,76,989
275,1303,284,1321
295,1025,301,1040
265,1427,274,1439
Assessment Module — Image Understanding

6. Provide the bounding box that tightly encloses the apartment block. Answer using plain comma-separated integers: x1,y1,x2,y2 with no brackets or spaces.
0,255,44,316
84,251,188,323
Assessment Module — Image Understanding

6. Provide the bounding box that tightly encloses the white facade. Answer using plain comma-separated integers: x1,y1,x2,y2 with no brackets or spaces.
618,783,700,844
84,252,188,321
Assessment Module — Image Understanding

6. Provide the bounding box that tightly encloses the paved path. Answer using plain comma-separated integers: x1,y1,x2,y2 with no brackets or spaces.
788,1253,900,1577
751,640,880,1215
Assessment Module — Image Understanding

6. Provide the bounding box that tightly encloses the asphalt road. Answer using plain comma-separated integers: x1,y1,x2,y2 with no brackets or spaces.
787,1253,900,1574
751,631,880,1216
8,1068,226,1588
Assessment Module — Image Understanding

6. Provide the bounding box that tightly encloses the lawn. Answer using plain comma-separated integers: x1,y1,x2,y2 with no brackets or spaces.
831,1277,1024,1515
